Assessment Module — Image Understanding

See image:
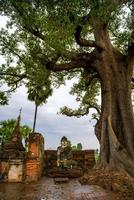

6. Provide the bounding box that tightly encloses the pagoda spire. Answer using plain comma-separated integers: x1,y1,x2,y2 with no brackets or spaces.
3,108,24,151
11,108,22,141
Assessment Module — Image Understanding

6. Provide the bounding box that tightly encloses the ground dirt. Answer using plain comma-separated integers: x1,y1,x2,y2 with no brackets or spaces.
79,169,134,200
0,177,117,200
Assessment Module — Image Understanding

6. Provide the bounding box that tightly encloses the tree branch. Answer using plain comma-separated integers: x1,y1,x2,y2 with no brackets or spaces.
75,25,97,48
112,0,130,5
12,2,45,41
92,104,101,115
128,1,134,11
46,60,86,72
23,26,45,41
46,52,95,72
79,13,91,26
59,103,101,118
59,106,89,117
74,12,97,48
1,39,27,65
1,75,26,93
0,72,26,79
0,72,26,93
128,30,134,51
126,30,134,66
86,74,99,86
2,85,18,93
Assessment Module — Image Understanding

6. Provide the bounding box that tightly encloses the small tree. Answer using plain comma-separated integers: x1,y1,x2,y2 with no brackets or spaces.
72,145,77,150
27,83,52,133
26,66,52,133
77,143,83,150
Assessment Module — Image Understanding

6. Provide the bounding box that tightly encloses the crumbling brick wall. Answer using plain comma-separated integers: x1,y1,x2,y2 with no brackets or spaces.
24,133,44,182
44,149,95,172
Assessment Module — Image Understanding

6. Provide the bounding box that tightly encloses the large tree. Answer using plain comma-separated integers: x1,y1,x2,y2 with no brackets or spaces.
0,0,134,175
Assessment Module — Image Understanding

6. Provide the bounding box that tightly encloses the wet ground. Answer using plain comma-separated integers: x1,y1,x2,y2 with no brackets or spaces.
0,177,116,200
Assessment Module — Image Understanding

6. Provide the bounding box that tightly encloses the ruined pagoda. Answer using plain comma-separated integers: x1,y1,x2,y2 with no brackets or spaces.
3,109,25,153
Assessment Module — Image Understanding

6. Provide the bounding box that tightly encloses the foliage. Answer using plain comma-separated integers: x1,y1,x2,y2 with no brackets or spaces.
77,143,83,150
0,0,100,117
27,66,52,105
59,69,101,120
0,91,8,105
72,143,83,150
66,159,77,168
21,124,32,139
0,119,15,146
95,149,100,162
0,119,32,147
71,145,76,150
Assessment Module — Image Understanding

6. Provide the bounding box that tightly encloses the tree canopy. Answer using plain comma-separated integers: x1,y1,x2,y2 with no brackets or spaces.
0,0,133,114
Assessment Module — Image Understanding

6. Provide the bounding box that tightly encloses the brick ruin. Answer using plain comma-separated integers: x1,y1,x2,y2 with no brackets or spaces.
25,132,44,182
0,132,44,182
0,114,44,182
44,150,95,174
0,115,96,182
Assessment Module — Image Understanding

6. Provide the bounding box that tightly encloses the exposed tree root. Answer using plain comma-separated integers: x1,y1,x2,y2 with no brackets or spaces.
107,116,134,176
95,116,134,177
80,169,134,200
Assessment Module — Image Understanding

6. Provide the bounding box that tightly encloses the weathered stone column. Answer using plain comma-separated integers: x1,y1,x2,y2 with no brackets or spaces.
25,133,44,182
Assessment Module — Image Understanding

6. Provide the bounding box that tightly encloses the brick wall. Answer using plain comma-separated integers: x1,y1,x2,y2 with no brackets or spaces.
44,149,95,172
25,159,41,181
25,133,44,182
0,161,9,177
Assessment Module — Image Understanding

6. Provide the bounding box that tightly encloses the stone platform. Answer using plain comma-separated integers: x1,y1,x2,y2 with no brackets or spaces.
47,168,83,178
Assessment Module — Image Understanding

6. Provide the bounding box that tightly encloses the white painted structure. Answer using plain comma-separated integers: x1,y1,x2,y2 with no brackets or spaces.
8,159,23,182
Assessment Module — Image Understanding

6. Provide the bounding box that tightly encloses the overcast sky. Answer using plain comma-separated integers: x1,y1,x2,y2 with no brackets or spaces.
0,16,100,150
0,81,100,150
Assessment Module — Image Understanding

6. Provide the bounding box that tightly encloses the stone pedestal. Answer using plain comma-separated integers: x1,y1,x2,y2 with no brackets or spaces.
8,159,23,182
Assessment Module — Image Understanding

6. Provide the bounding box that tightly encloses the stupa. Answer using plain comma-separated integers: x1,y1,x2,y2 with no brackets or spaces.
3,109,25,155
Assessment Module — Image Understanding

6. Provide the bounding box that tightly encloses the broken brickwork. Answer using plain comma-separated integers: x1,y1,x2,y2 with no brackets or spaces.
24,133,44,182
44,149,95,172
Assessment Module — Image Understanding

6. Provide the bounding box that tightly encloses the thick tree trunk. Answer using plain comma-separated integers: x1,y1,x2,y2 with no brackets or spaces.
95,59,134,176
93,25,134,176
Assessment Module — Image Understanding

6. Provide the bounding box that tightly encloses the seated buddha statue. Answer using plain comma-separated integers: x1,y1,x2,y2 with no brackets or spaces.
57,136,72,169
